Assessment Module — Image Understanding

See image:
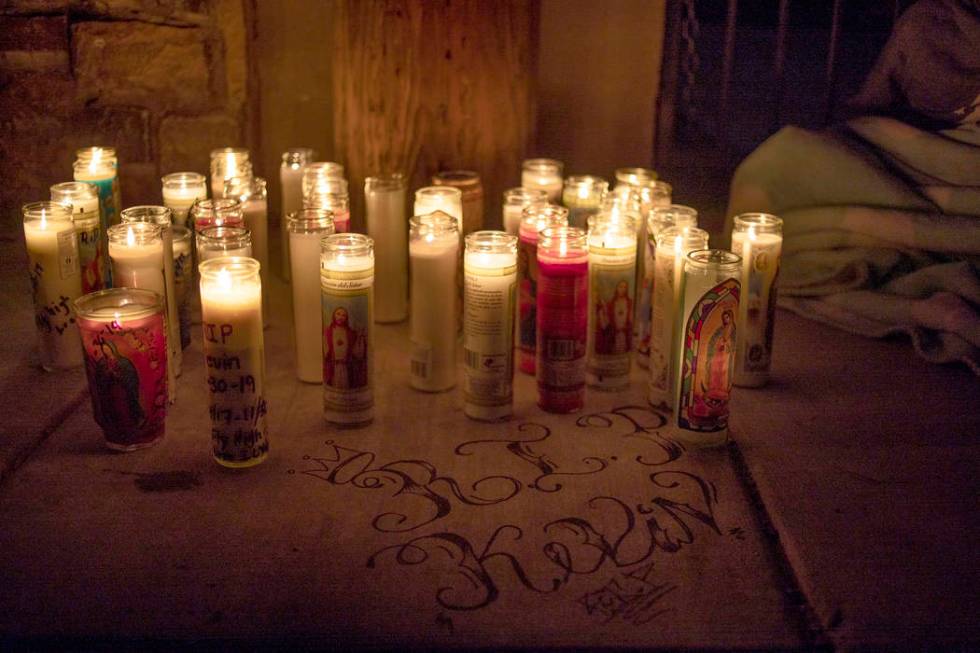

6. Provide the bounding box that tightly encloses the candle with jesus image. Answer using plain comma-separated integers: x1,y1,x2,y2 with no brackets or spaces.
321,233,374,426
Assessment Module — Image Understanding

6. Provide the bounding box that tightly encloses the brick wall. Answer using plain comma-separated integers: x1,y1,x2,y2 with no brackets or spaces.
0,0,255,230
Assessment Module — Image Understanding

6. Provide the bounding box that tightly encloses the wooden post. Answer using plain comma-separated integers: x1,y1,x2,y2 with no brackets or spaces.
332,0,535,231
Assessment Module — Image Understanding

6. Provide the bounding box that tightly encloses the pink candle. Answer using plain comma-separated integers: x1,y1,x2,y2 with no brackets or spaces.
536,226,588,413
517,204,569,375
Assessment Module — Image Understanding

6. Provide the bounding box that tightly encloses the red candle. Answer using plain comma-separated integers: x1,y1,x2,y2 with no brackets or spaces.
517,204,568,375
536,226,588,413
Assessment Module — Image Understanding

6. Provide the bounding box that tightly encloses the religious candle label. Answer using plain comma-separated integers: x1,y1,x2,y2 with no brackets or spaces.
734,242,780,375
587,249,635,384
464,264,517,411
677,278,740,433
204,322,269,464
635,234,656,360
321,273,373,419
648,253,675,404
537,268,587,400
517,238,538,369
57,230,78,280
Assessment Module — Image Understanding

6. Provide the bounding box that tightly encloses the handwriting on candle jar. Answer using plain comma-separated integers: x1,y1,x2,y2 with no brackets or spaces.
204,322,235,344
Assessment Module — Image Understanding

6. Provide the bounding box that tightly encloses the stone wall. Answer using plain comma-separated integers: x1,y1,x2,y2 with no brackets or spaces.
0,0,256,230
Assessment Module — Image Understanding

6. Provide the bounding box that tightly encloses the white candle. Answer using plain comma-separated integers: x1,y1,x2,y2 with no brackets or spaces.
409,211,459,392
414,186,462,232
161,172,207,227
197,226,252,262
521,158,563,203
502,187,547,236
22,202,83,370
365,173,408,323
50,181,105,294
305,190,351,233
199,257,269,467
731,213,783,387
172,225,193,351
280,148,316,281
209,147,250,199
463,232,518,421
287,209,335,383
648,226,709,408
563,175,609,229
586,217,637,390
301,162,345,200
321,233,375,426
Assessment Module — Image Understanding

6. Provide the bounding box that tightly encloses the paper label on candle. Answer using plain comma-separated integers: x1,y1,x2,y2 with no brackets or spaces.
677,278,740,433
587,255,635,383
321,277,373,419
516,239,538,360
57,230,79,280
732,236,781,377
76,218,104,293
205,343,270,465
410,342,433,381
463,266,517,409
536,267,587,394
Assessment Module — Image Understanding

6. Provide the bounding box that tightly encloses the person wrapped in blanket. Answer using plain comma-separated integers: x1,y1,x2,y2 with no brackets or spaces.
726,0,980,373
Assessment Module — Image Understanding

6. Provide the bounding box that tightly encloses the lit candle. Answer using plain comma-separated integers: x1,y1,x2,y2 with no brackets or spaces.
409,211,459,392
161,172,207,228
287,209,335,383
672,249,741,447
501,187,547,236
731,213,783,387
517,204,569,375
414,186,463,232
586,214,637,390
73,146,118,285
280,148,316,281
614,166,657,191
636,203,692,368
305,186,351,233
321,233,375,426
521,158,564,203
209,147,250,199
50,181,105,293
199,257,269,467
463,231,518,421
648,225,709,408
562,175,609,229
22,202,83,371
365,173,408,323
197,226,252,263
190,199,245,233
301,161,345,200
73,288,168,451
120,206,181,394
536,226,589,413
171,225,192,351
432,170,484,235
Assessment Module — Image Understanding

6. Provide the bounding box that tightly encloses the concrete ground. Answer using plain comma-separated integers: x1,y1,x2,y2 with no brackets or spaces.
0,227,976,651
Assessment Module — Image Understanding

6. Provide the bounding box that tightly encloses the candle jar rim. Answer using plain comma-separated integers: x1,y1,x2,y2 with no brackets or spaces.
282,147,316,166
365,172,406,190
224,175,266,201
686,248,742,271
655,225,709,248
614,167,657,185
120,205,173,227
108,221,162,245
415,185,462,201
649,203,698,224
432,170,480,188
50,181,99,202
73,158,116,174
320,232,373,257
73,287,165,321
465,230,518,254
191,198,243,224
304,161,344,175
209,147,249,160
286,208,336,234
588,211,638,234
733,212,783,234
521,204,569,230
22,201,73,223
161,171,206,186
75,146,117,162
522,158,563,173
503,187,548,203
538,226,588,253
199,256,261,281
564,174,608,188
171,225,192,242
409,210,459,237
304,192,350,210
198,226,252,251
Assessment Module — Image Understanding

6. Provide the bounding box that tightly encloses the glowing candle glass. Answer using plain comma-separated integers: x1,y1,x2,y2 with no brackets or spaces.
225,175,270,325
171,225,192,350
432,170,483,235
301,162,345,200
365,173,408,323
190,199,245,233
287,209,336,383
280,148,316,281
74,146,118,285
502,187,547,236
305,188,351,233
414,186,463,233
521,158,563,203
209,147,250,198
562,175,609,230
50,181,104,293
197,226,253,263
161,172,207,227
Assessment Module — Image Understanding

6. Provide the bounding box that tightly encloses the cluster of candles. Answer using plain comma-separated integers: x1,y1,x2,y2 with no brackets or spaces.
22,146,783,467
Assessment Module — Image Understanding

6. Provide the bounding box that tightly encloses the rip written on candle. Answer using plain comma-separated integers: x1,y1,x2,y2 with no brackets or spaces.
204,322,235,345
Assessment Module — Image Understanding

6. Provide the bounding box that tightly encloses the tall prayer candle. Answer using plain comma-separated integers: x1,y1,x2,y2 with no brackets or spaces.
521,158,563,203
365,173,408,323
563,175,609,229
673,249,741,446
301,161,345,200
731,213,783,387
648,226,709,408
280,148,316,281
409,211,459,392
197,227,252,263
287,209,336,383
517,204,569,375
321,233,375,426
209,147,250,198
199,257,269,467
161,172,207,227
305,189,351,233
432,170,484,235
414,187,463,232
22,202,83,370
73,288,168,451
226,176,270,324
172,226,192,350
50,181,104,293
74,147,118,285
586,215,637,390
536,226,589,413
502,187,547,236
463,231,518,421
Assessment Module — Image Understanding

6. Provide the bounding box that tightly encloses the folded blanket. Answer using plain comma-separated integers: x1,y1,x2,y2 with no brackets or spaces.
728,117,980,374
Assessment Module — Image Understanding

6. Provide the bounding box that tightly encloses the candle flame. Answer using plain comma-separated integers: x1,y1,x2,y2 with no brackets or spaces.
425,232,434,244
559,240,567,257
126,225,135,247
112,311,121,329
217,267,232,291
577,184,590,200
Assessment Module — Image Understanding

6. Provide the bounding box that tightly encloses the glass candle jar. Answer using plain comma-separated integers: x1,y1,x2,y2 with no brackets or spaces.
73,288,168,451
673,249,742,446
586,214,637,390
432,170,484,235
199,257,269,467
280,148,316,281
414,186,463,234
409,211,459,392
562,175,609,230
171,225,192,350
197,226,253,263
365,173,408,323
107,222,165,300
22,201,83,371
321,233,375,426
614,166,657,189
463,231,518,421
517,204,569,375
301,161,345,200
161,172,207,227
521,158,564,203
225,176,270,325
209,147,250,199
304,189,351,233
502,187,547,236
287,208,336,383
536,226,589,413
74,145,120,228
51,181,105,294
190,199,244,233
648,225,709,409
731,213,783,387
